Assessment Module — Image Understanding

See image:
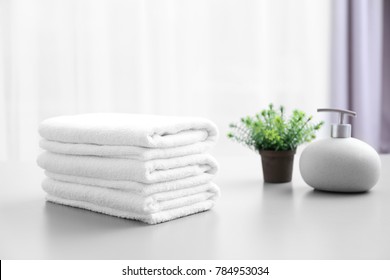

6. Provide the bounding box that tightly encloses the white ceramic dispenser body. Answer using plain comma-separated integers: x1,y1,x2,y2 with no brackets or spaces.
299,108,381,192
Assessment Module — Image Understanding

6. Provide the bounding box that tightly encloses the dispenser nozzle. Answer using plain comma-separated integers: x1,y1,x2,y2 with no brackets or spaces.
317,108,356,124
317,108,357,138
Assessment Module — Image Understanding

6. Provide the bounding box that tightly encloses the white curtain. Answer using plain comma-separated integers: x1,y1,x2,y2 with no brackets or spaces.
0,0,330,161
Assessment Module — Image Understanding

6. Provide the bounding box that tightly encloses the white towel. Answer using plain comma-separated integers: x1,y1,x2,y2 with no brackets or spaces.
39,113,218,148
37,152,218,183
45,171,216,195
40,138,214,160
43,178,220,224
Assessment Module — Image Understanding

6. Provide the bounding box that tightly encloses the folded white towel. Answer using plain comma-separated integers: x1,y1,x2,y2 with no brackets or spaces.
43,178,220,224
37,152,218,183
40,138,214,160
39,113,218,148
45,171,215,195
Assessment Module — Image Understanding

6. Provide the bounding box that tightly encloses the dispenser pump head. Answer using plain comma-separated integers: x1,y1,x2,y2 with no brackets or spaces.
317,108,357,138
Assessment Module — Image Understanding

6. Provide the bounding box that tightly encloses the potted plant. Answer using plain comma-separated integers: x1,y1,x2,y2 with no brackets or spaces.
228,104,324,183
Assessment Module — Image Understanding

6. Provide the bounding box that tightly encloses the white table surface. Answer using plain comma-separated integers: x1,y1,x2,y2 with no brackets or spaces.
1,154,389,260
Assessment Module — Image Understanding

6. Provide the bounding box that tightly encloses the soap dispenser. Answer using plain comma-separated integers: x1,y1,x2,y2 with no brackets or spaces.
299,108,381,192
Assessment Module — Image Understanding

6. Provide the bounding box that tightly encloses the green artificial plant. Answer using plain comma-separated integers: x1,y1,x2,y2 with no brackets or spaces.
227,104,324,151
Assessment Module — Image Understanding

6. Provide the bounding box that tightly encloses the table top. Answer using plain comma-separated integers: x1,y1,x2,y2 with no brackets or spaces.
1,153,390,260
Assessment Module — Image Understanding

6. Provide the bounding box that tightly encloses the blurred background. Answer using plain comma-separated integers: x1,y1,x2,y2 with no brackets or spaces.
0,0,388,161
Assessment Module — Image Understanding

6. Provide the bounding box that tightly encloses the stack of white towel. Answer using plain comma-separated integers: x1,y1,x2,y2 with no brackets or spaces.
37,113,220,224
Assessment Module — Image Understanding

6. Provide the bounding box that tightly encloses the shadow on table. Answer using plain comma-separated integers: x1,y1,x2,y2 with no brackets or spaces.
262,181,294,197
42,201,146,236
298,188,377,225
303,188,372,199
42,200,220,259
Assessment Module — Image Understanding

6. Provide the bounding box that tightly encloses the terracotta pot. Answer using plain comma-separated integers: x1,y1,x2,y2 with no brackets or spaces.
259,149,296,183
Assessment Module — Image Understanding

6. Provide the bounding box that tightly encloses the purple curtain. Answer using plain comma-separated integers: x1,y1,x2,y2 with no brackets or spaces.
381,0,390,152
331,0,390,153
